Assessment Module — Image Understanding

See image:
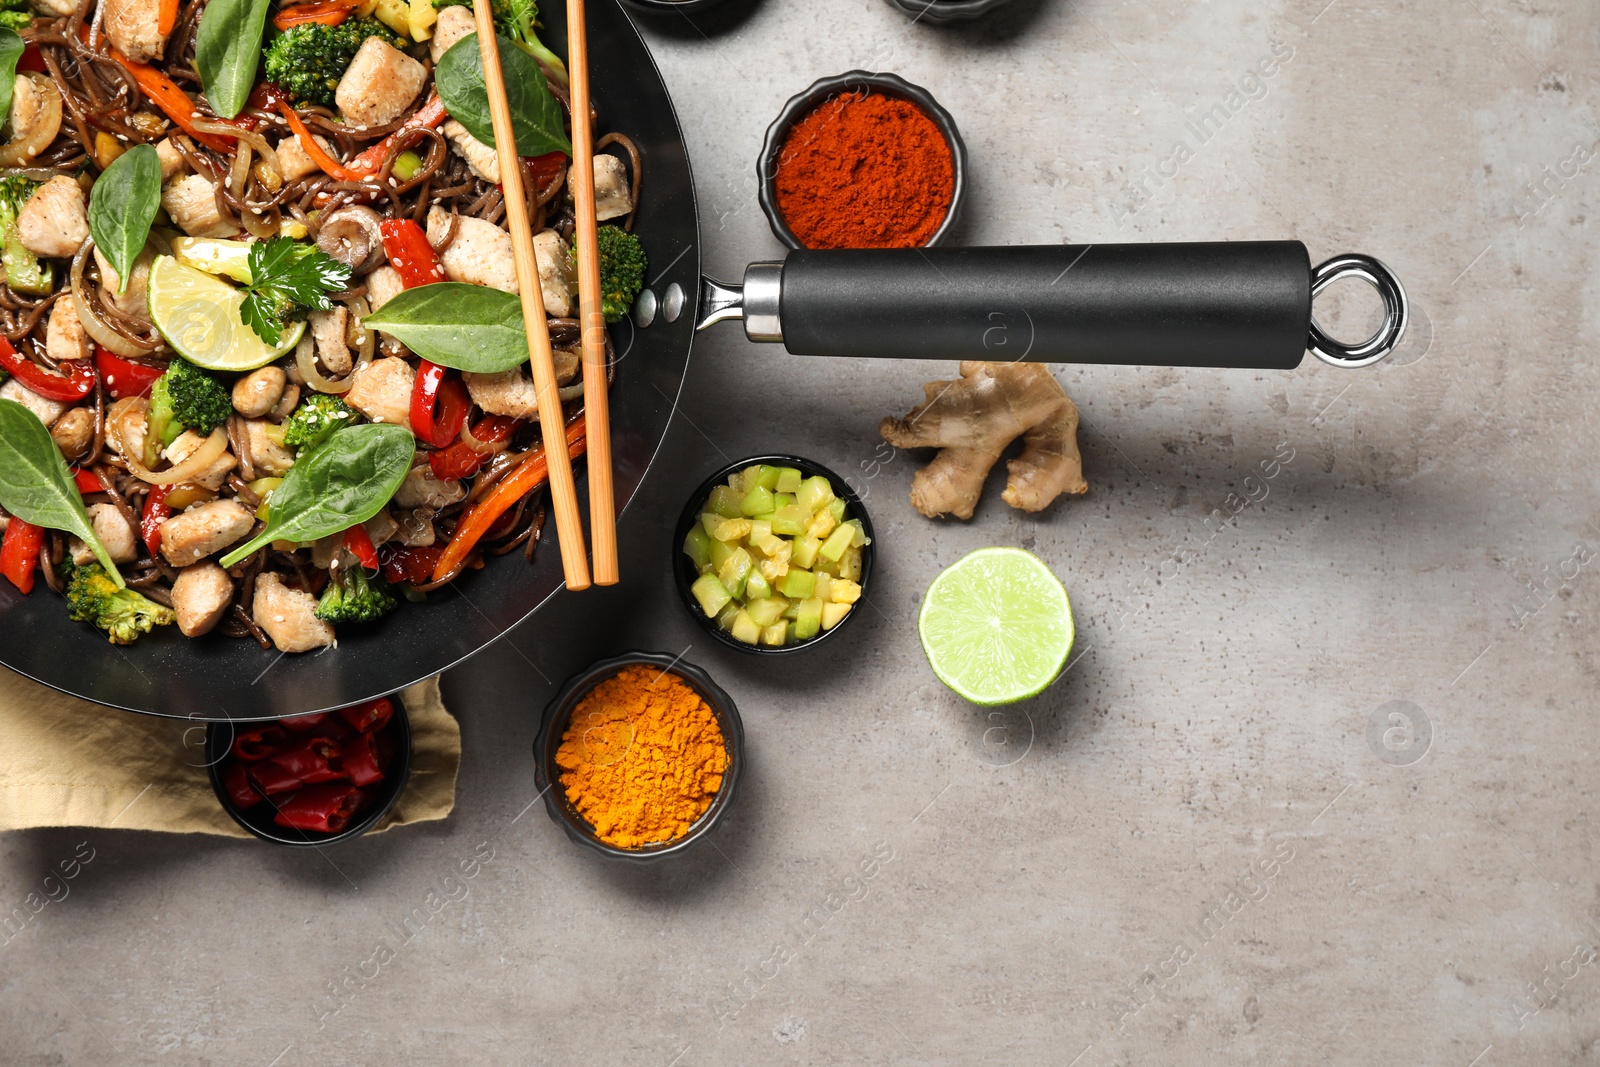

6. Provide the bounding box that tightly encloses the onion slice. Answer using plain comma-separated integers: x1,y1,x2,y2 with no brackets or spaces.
0,76,62,167
70,288,151,357
124,427,230,486
294,333,364,394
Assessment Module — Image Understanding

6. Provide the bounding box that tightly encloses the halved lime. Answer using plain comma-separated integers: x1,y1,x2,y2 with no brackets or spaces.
147,255,302,372
918,547,1075,705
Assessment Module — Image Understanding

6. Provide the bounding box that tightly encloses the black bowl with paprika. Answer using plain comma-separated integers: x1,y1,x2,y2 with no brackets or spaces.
758,70,967,250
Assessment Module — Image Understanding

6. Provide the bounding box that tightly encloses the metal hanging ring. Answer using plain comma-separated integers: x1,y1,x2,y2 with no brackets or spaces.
1307,254,1409,369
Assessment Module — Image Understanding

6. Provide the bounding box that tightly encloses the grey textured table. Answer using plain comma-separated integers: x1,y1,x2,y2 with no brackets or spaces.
4,1,1596,1063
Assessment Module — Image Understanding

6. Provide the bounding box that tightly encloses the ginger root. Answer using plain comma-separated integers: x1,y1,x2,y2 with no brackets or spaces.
879,361,1088,520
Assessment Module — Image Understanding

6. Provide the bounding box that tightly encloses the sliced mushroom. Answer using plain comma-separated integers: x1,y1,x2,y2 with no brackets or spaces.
316,205,386,274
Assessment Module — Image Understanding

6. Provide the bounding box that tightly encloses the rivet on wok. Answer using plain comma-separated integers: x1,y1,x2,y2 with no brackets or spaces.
662,282,685,323
635,288,658,328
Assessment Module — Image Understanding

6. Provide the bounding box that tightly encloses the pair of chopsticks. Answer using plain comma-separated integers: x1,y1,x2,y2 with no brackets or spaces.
470,0,618,590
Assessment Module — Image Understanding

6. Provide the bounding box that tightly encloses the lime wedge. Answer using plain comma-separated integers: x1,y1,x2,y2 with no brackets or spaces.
147,255,303,372
918,547,1074,705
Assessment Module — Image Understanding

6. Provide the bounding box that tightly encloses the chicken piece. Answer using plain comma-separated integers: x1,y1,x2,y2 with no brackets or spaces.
253,572,335,653
232,367,286,419
392,508,436,546
163,429,238,491
170,562,233,637
336,37,425,128
363,510,398,547
366,265,404,311
45,297,91,364
158,500,253,567
243,418,296,476
531,229,576,317
429,4,475,63
17,176,89,258
0,377,67,424
94,246,154,325
154,137,187,182
442,119,500,183
394,466,466,509
426,206,515,292
589,154,633,221
30,0,76,16
461,347,577,419
69,504,139,565
309,306,351,375
345,357,414,429
103,0,166,63
50,407,93,460
274,132,336,183
163,174,235,238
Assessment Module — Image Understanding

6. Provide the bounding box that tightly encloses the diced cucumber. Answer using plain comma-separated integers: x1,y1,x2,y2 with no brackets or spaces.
760,621,788,647
755,464,780,491
752,527,787,556
796,475,835,514
740,484,776,517
749,519,772,542
792,534,821,569
708,537,734,570
845,518,869,547
826,497,847,523
782,600,802,621
821,602,852,630
794,597,824,640
747,596,788,627
701,512,721,537
739,466,764,493
731,609,760,645
718,547,753,597
708,484,744,518
785,621,798,643
819,524,854,562
779,568,815,600
812,553,839,577
771,504,808,537
773,493,795,509
691,573,731,617
813,572,832,603
745,570,772,600
683,525,711,569
838,546,862,581
715,602,740,631
829,579,861,604
726,470,744,492
711,518,752,542
774,467,802,494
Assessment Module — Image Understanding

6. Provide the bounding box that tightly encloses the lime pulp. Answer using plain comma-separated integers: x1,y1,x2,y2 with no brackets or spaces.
146,255,303,372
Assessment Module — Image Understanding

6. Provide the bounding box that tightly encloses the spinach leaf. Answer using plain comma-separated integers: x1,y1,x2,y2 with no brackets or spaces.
219,424,415,567
436,32,572,158
0,399,123,585
88,144,161,294
0,29,24,128
362,282,534,374
194,0,274,119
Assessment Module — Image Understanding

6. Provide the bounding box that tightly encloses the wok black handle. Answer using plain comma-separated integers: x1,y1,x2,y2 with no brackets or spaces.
697,242,1408,370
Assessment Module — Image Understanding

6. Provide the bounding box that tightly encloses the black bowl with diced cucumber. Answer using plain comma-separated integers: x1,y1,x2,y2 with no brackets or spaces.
674,456,874,653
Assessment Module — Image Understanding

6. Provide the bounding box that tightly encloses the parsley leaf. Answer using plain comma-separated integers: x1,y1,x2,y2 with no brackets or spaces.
238,238,352,346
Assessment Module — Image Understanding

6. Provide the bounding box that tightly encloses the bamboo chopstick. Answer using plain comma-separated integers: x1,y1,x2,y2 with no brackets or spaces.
565,0,618,586
470,0,591,591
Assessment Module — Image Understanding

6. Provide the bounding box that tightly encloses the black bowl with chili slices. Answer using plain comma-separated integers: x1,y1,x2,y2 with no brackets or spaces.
206,695,412,846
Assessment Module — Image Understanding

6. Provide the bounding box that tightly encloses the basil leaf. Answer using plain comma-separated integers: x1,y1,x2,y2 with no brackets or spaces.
88,145,161,294
436,32,573,158
0,399,123,585
194,0,273,119
0,29,24,128
362,282,534,374
219,424,415,568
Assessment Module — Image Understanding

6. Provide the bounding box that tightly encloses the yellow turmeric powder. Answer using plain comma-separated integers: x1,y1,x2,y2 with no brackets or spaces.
555,666,728,849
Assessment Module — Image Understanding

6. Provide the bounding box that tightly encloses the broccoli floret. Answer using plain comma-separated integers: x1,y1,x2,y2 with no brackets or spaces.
263,18,400,109
64,561,175,645
282,393,357,452
570,225,646,323
147,358,232,447
314,562,397,624
433,0,566,84
0,0,33,32
0,175,48,296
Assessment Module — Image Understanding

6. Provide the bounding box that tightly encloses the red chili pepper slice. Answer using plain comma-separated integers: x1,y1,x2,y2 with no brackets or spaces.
409,360,469,449
93,347,164,401
272,782,365,834
346,95,449,176
0,334,94,402
428,415,520,481
337,697,393,734
278,711,348,735
379,544,444,586
140,485,171,558
342,523,380,570
0,517,43,595
272,0,362,30
222,763,264,810
341,732,384,787
249,738,343,795
378,218,447,289
232,725,289,762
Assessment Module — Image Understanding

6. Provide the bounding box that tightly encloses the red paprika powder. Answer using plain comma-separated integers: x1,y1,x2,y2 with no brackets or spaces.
774,91,955,249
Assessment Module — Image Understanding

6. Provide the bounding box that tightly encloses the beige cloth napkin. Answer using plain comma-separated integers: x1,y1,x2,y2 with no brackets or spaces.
0,672,459,837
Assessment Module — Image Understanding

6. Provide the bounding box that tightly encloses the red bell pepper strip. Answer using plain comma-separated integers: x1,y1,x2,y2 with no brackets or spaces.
380,544,444,586
272,0,362,30
429,415,520,481
342,523,380,570
0,518,43,595
378,218,447,289
345,94,449,175
409,361,470,449
341,732,384,787
140,485,171,558
524,150,568,190
433,418,587,582
232,725,289,762
0,334,94,403
74,467,106,495
273,782,365,833
337,696,393,734
94,347,163,400
17,45,45,73
222,763,264,810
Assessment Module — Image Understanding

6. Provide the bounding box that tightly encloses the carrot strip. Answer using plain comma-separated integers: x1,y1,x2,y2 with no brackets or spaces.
157,0,179,35
98,40,242,151
432,419,587,582
273,0,361,31
276,101,367,181
344,95,448,174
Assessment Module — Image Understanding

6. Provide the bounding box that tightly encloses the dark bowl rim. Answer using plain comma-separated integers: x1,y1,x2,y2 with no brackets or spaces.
756,69,968,251
671,453,876,656
883,0,1016,18
204,695,414,847
532,651,744,863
